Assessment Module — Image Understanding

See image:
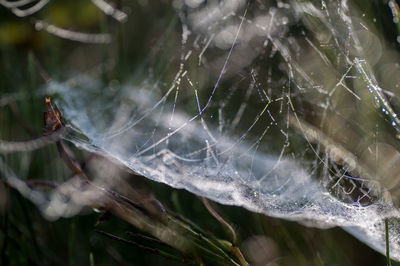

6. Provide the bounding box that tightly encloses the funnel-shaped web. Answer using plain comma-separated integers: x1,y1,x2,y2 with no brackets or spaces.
4,0,400,261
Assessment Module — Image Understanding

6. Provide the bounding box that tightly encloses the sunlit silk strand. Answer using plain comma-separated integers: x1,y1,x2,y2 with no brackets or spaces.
354,58,400,136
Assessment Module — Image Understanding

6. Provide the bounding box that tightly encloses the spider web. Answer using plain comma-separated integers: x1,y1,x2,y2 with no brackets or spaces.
3,0,400,260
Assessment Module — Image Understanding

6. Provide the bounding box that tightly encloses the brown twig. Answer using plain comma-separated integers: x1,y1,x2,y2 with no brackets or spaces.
200,197,237,245
200,197,249,266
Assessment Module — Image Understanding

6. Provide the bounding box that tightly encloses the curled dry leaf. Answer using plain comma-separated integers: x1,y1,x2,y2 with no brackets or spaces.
43,97,65,135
